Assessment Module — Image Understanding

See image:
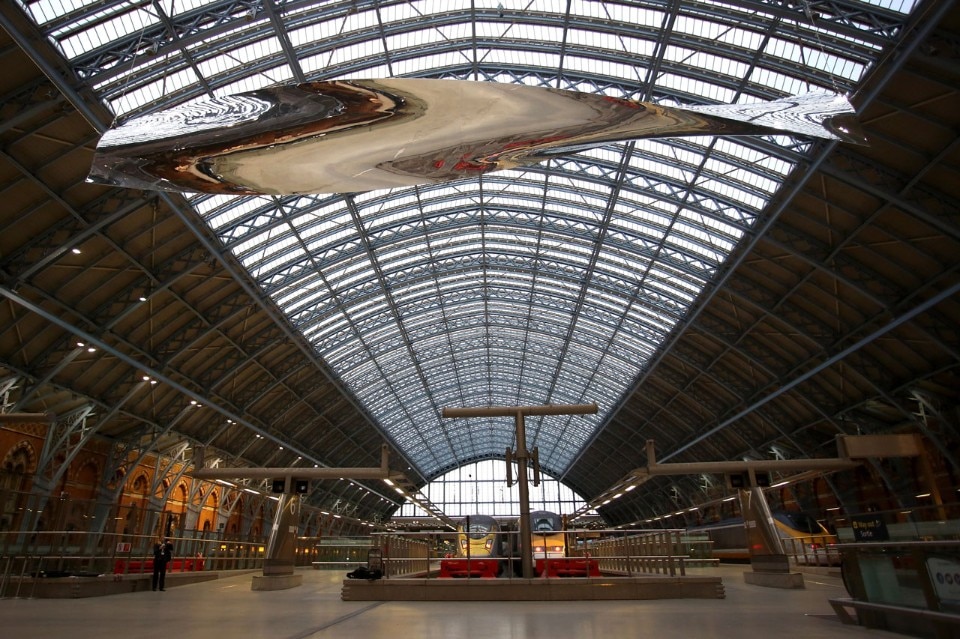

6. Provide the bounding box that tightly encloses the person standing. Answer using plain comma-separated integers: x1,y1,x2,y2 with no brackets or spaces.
152,537,173,591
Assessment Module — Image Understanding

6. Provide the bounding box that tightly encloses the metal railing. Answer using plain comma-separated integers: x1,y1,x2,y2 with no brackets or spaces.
364,528,692,579
576,529,687,576
780,533,843,567
0,530,268,597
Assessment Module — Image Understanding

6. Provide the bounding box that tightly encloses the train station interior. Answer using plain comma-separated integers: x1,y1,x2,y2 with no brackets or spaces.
1,1,958,637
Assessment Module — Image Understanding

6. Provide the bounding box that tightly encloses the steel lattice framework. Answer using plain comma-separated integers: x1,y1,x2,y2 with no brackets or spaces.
1,0,957,525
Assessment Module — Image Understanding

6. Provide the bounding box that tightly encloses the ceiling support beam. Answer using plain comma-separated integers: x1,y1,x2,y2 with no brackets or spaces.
192,443,393,482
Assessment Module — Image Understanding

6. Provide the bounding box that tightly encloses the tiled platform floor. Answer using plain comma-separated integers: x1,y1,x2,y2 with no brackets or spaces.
0,565,899,638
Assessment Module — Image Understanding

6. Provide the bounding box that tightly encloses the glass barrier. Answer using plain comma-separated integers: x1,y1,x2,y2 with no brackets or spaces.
837,540,960,638
834,504,960,544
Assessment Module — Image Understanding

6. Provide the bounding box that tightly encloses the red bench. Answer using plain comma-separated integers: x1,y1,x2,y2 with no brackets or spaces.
535,558,600,578
439,558,499,578
113,557,205,574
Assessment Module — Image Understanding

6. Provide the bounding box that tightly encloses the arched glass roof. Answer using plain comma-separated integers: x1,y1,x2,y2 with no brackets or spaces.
17,0,918,480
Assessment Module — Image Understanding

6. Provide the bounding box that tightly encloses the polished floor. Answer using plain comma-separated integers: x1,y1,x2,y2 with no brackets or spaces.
0,566,898,639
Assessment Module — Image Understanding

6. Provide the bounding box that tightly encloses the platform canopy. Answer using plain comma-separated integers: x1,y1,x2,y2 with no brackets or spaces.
2,0,957,524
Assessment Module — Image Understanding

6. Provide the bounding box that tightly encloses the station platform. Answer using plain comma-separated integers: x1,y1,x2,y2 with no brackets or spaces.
0,565,894,638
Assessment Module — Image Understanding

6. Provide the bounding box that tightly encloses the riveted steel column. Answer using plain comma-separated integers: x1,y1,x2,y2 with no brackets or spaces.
515,410,534,579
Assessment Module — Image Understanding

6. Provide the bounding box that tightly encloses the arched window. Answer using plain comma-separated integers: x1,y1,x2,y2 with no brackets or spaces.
1,442,36,531
394,460,594,519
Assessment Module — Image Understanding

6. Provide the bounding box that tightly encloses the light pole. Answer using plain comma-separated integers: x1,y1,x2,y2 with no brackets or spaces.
442,403,597,578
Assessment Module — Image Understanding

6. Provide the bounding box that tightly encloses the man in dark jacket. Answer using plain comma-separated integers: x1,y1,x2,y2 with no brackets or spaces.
152,537,174,591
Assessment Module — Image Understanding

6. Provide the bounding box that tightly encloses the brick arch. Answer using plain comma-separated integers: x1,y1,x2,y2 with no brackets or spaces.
72,459,101,500
108,466,126,490
202,489,219,532
2,440,37,474
129,472,150,496
1,441,38,530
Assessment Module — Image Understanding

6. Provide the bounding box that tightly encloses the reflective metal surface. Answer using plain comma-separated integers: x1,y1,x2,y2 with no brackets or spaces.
89,79,865,195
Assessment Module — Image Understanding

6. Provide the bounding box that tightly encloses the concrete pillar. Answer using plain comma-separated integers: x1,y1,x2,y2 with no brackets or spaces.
739,487,804,588
252,488,303,590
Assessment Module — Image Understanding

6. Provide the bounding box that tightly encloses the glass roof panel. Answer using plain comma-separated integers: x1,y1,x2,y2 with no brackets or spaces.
58,8,159,59
21,0,913,479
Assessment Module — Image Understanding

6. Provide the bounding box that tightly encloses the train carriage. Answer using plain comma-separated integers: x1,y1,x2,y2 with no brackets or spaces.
529,510,566,559
689,511,840,565
456,514,503,559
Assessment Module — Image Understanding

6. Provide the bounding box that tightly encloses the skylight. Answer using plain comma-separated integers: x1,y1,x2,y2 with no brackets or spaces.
18,0,912,480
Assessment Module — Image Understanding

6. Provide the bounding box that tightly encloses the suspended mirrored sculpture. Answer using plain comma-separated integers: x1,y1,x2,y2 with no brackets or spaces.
88,79,866,195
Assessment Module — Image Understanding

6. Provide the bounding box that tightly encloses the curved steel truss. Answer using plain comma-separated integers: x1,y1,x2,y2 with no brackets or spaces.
2,0,957,523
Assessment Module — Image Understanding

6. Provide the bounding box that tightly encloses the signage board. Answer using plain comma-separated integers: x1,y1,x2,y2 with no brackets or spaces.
851,514,889,542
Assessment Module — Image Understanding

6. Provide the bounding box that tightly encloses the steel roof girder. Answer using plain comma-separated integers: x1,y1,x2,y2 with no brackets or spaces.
363,318,653,370
0,175,155,287
217,203,297,250
689,0,906,42
723,275,840,346
824,151,960,244
69,0,276,82
761,232,893,309
0,74,70,134
667,340,760,401
371,240,706,298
